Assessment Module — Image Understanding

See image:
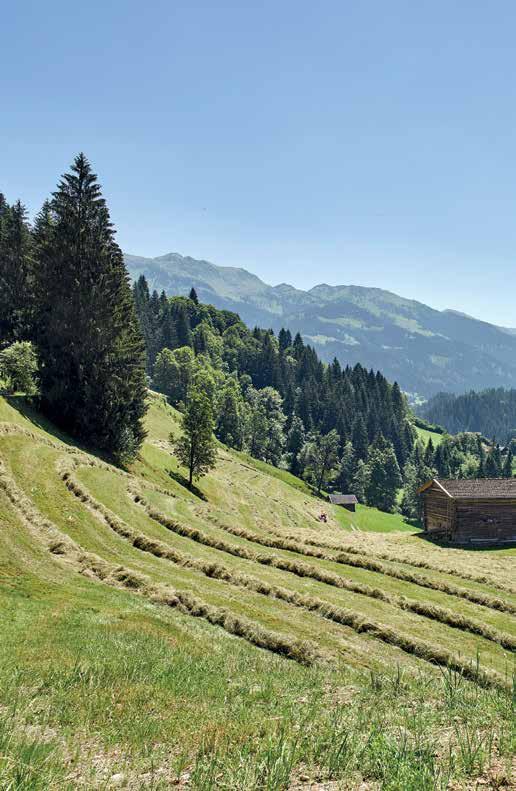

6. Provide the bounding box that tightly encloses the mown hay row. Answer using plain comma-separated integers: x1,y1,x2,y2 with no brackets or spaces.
200,514,515,616
154,590,318,665
2,434,510,685
0,422,129,476
0,448,318,668
125,487,515,655
0,455,78,557
276,529,516,596
332,550,514,615
55,460,320,666
79,555,319,667
60,461,511,686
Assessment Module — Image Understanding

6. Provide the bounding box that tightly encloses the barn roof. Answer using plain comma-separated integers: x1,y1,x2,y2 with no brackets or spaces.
328,494,358,505
418,478,516,500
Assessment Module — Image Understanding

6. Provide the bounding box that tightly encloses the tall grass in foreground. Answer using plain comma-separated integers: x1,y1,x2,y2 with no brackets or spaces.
188,665,514,791
0,615,514,791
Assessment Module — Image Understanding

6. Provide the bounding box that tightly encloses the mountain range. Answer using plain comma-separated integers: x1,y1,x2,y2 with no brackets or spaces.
125,252,516,399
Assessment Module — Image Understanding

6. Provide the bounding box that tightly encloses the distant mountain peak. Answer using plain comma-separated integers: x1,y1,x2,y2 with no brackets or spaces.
124,251,516,398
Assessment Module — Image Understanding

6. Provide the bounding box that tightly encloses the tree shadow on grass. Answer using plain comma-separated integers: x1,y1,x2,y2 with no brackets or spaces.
5,395,121,469
165,468,208,501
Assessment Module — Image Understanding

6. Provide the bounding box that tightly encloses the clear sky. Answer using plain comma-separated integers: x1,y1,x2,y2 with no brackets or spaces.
2,1,516,326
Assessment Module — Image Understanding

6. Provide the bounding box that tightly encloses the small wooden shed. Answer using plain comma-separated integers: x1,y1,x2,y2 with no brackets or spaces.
418,478,516,545
329,494,358,512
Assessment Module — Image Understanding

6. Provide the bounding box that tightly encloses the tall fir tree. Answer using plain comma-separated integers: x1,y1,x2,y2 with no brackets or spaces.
174,303,193,347
0,199,34,343
336,441,355,493
502,448,514,478
424,437,435,467
216,376,245,449
485,449,501,477
34,154,147,458
285,416,305,477
491,445,503,476
351,414,369,461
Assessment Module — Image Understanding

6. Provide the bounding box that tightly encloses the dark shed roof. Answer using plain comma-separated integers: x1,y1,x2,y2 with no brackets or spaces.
329,494,358,505
419,478,516,500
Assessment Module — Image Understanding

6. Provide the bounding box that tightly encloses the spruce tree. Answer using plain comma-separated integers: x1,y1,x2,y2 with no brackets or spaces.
216,376,245,449
491,445,503,476
174,304,193,347
401,459,433,521
34,154,147,458
337,441,355,493
424,437,435,467
502,449,514,478
278,327,292,352
0,199,34,343
351,414,369,461
433,442,451,478
285,416,305,477
189,287,199,304
352,459,370,502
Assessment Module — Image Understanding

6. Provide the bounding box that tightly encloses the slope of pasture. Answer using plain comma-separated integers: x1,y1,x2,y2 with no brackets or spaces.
0,393,514,790
415,424,444,447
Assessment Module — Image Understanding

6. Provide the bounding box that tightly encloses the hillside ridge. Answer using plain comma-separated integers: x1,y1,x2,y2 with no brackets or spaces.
125,251,516,398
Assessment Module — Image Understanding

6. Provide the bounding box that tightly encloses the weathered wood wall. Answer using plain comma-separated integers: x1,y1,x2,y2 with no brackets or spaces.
455,499,516,544
422,483,516,544
423,486,454,536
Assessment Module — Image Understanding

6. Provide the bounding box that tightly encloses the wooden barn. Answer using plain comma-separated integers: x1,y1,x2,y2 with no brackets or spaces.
328,494,358,512
418,478,516,545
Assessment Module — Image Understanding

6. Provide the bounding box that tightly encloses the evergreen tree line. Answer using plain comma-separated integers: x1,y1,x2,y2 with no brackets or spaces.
420,388,516,445
133,278,416,510
0,155,147,461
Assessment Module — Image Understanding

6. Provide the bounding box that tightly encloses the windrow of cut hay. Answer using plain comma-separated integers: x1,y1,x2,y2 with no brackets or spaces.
276,529,516,596
113,485,515,669
0,443,319,668
200,513,514,615
0,454,78,556
60,458,516,654
58,460,511,686
79,555,319,666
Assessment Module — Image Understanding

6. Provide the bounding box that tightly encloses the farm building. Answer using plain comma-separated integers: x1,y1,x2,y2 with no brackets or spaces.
328,494,358,512
418,478,516,545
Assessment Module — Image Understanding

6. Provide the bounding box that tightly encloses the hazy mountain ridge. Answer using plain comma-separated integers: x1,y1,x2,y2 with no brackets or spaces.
125,252,516,398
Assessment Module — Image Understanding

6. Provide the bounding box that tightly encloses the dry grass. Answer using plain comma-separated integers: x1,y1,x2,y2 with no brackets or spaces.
269,526,516,596
200,512,515,615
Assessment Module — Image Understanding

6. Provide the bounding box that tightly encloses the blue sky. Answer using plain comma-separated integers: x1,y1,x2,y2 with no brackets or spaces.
2,1,516,326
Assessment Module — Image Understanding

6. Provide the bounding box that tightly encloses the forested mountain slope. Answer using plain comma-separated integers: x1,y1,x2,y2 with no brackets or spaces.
0,393,514,788
421,388,516,444
126,251,516,398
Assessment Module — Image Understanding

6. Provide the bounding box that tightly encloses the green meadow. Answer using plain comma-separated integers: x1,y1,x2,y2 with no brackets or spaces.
0,393,514,789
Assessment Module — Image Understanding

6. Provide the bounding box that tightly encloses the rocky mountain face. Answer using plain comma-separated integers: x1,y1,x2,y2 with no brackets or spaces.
125,252,516,399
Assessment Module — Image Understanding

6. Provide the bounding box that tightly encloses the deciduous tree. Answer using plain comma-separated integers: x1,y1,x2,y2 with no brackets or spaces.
173,385,217,486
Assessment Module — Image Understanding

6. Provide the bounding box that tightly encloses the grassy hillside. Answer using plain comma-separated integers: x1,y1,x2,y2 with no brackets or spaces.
415,424,444,448
0,393,514,789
